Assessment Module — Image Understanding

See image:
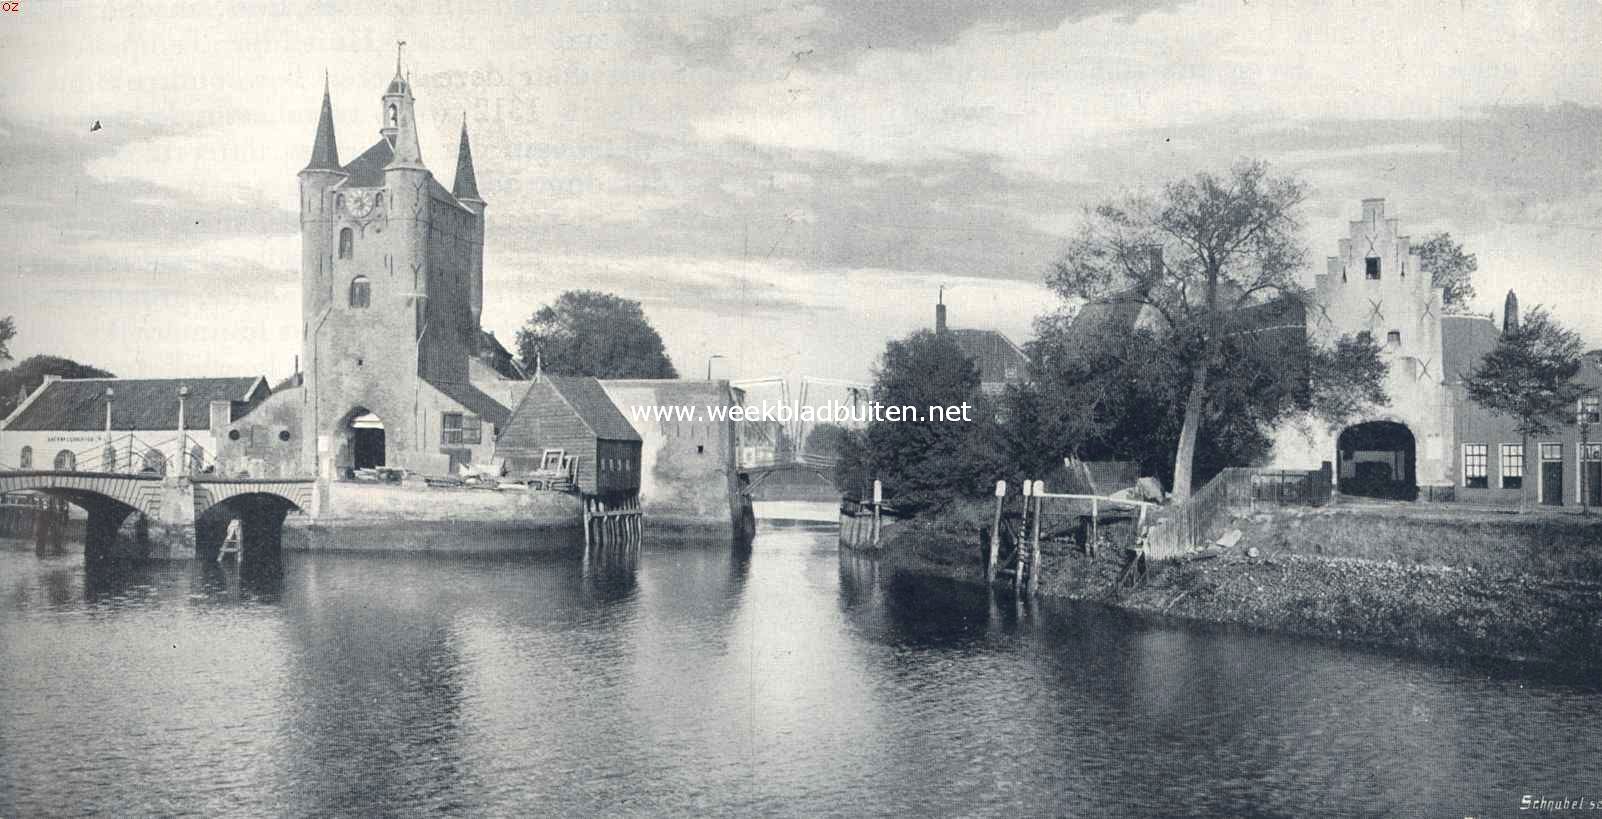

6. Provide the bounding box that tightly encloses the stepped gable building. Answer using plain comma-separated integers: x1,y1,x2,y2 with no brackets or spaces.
1071,198,1600,505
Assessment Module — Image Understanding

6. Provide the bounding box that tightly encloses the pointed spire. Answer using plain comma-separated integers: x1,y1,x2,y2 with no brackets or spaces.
302,72,341,172
452,114,483,202
1504,290,1520,336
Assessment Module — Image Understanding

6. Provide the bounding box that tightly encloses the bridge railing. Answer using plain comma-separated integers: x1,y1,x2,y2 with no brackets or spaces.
47,433,221,477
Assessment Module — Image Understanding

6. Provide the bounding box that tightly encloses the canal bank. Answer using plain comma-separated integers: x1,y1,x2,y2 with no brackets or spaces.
870,501,1602,669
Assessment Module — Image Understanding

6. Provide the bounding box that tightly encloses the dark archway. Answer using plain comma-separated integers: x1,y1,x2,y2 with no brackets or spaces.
337,407,386,474
1336,421,1417,500
194,493,304,563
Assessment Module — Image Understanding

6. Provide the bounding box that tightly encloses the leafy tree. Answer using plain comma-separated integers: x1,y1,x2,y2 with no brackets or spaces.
1416,232,1478,314
841,330,1005,513
1465,307,1586,511
803,422,852,461
0,355,116,418
1048,160,1314,499
0,315,13,363
1007,303,1386,493
515,290,678,379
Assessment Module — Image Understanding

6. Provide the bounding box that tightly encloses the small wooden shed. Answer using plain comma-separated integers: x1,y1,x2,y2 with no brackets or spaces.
496,375,642,496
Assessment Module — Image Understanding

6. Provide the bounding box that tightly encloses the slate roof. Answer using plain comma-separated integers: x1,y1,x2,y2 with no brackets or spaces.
474,331,523,380
947,328,1028,386
1441,315,1501,385
303,87,341,172
426,378,511,428
503,376,641,443
5,377,268,432
337,139,466,210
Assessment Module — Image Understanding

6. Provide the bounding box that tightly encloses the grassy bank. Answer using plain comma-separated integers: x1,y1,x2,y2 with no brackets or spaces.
874,500,1602,669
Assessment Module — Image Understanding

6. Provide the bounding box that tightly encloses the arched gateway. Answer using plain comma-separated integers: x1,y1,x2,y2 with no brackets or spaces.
1336,421,1417,500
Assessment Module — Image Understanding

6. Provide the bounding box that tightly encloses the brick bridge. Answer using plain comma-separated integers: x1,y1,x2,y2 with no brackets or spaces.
0,470,314,560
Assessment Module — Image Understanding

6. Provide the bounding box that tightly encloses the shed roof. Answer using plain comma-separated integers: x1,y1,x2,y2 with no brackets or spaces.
5,377,268,432
502,376,641,444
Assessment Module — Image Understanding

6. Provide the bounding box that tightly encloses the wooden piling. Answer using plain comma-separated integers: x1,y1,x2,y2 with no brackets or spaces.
1015,479,1031,593
986,480,1005,582
1029,482,1043,596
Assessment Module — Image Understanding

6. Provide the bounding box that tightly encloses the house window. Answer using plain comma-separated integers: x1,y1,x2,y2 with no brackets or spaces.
387,104,398,128
1582,396,1601,424
1500,443,1523,489
54,449,76,472
441,413,481,445
1386,330,1401,346
339,227,354,259
1463,444,1487,488
18,446,31,469
349,276,370,308
1365,257,1381,279
1541,443,1564,461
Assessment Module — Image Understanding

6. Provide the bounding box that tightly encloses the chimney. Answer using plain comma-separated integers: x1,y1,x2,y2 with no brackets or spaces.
935,286,947,334
1504,290,1520,336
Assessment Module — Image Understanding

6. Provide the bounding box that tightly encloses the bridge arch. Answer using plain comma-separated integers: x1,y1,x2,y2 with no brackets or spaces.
193,489,307,562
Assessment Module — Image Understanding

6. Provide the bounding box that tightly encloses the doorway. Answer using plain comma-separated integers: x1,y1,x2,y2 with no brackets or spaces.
1540,443,1564,506
1336,421,1417,500
349,412,386,470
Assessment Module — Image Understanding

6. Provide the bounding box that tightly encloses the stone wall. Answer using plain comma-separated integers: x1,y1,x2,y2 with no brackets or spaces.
600,380,739,529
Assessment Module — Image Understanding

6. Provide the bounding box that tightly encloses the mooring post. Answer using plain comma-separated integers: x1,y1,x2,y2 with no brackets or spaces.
1089,497,1099,557
582,497,592,549
987,479,1005,582
1029,481,1044,596
871,479,883,546
1016,479,1032,592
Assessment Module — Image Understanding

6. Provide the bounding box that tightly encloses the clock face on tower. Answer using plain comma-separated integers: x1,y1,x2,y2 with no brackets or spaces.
345,189,376,219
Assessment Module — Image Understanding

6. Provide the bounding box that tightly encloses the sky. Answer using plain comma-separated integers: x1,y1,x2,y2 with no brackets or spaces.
2,0,1600,386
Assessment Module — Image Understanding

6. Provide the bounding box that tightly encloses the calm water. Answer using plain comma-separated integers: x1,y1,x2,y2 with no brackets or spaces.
2,527,1600,818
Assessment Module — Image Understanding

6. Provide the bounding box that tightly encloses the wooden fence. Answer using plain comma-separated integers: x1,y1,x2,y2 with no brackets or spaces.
1146,465,1331,559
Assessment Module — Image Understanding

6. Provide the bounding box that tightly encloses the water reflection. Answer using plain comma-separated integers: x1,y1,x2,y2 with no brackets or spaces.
3,532,1602,816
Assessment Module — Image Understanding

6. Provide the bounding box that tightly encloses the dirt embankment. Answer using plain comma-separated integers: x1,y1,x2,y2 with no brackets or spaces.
872,501,1602,669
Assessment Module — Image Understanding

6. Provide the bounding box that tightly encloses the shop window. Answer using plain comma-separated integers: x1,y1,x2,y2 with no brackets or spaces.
1500,443,1523,489
349,276,370,308
339,227,354,259
1365,257,1381,279
1462,443,1487,488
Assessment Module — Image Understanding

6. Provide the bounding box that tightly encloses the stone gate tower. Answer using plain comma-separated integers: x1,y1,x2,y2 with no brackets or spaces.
1274,198,1451,496
296,48,496,479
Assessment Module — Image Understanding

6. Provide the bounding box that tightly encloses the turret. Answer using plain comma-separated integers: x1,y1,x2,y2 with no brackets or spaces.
299,73,347,340
453,116,486,324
